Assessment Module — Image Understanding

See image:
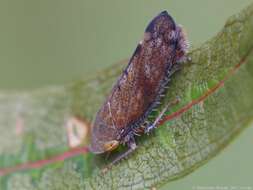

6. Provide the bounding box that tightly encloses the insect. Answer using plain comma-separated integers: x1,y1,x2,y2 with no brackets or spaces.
89,11,189,163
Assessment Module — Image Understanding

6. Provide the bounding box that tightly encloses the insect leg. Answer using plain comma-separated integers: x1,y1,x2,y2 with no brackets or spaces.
145,97,180,134
110,136,137,166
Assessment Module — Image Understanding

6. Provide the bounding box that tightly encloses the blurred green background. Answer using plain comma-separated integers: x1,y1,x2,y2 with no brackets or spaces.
0,0,252,189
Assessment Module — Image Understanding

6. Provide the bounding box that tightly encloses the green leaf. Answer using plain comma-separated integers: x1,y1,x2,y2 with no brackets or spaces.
1,3,253,190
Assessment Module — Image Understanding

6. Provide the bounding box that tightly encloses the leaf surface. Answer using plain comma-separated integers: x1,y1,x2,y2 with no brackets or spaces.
1,3,253,190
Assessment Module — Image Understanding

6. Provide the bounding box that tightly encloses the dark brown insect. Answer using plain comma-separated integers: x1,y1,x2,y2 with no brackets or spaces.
89,11,188,161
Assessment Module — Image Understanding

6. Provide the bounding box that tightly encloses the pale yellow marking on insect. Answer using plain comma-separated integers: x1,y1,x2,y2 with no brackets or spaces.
103,140,119,152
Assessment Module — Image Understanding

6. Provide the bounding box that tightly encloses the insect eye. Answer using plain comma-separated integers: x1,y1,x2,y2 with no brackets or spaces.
103,140,119,151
